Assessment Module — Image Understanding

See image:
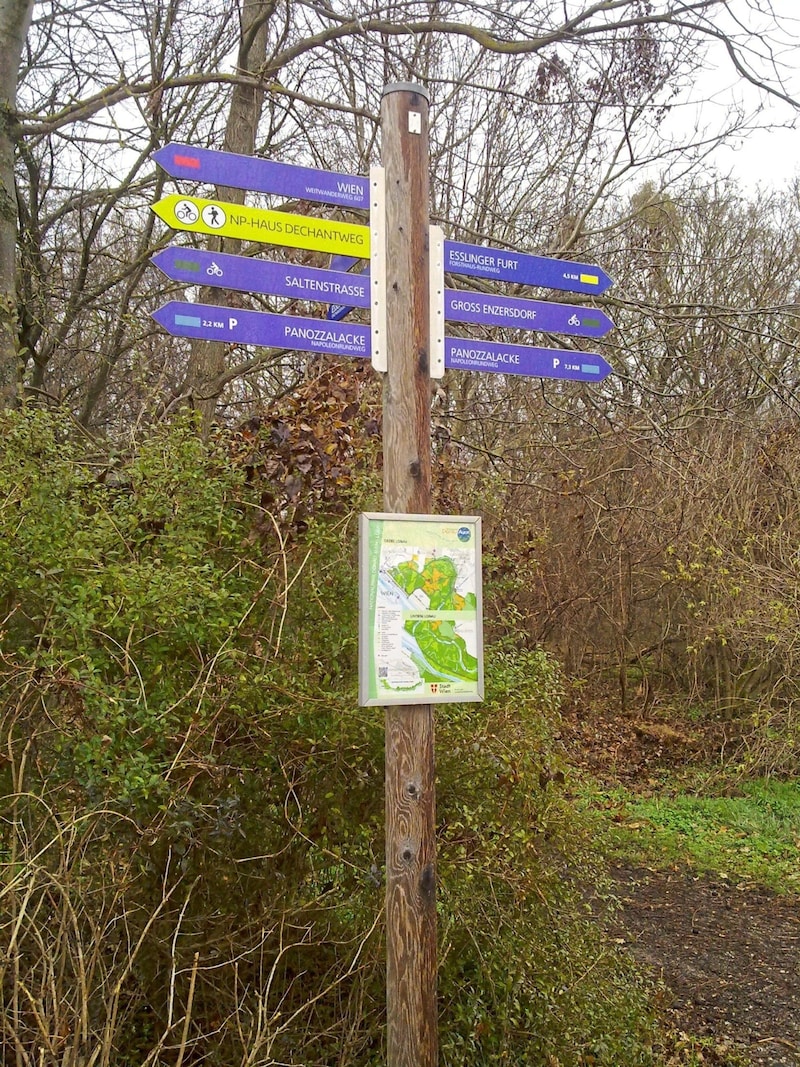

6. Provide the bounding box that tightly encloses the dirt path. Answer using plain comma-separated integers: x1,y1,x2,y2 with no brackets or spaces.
610,865,800,1066
560,700,800,1064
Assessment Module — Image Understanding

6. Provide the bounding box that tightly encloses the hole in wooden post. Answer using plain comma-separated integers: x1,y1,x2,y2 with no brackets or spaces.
420,863,435,899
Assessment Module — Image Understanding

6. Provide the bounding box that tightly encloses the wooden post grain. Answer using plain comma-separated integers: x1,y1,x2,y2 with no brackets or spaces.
380,83,438,1067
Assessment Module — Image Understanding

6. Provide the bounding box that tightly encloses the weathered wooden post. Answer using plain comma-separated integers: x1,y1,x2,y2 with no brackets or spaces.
380,82,438,1067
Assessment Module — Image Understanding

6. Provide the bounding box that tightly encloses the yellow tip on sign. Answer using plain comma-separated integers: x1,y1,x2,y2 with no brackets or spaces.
151,194,369,257
579,273,599,286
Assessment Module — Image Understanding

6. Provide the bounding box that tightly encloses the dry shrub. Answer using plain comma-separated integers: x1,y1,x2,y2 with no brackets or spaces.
465,408,800,771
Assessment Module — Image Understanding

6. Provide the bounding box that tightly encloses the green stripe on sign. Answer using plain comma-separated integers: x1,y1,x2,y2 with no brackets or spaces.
174,258,201,271
582,317,601,328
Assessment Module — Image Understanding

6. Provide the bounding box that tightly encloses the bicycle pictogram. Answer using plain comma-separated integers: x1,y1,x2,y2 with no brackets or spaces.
568,314,581,327
206,262,224,277
174,199,200,224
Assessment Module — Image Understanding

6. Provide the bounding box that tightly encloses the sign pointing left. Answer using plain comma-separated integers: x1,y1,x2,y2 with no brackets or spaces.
152,142,370,209
152,300,370,360
151,194,370,258
151,247,370,307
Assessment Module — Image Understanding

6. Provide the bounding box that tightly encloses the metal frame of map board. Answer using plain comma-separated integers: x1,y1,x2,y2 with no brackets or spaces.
359,513,484,707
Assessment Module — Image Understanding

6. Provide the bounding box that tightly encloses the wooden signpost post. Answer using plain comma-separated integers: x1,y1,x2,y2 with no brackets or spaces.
379,83,438,1067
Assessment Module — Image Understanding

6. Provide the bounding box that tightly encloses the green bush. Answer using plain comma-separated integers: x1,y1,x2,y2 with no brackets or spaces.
0,409,257,804
0,409,657,1066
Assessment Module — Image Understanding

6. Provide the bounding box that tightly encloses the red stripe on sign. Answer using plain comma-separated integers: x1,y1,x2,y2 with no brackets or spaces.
173,153,200,169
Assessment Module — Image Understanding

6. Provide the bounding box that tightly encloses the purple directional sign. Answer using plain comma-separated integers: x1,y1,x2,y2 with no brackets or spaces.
445,337,612,382
445,240,613,296
153,301,370,359
152,142,369,209
151,247,370,307
445,290,614,338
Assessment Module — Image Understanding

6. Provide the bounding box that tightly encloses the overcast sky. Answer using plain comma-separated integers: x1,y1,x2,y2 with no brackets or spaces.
680,0,800,189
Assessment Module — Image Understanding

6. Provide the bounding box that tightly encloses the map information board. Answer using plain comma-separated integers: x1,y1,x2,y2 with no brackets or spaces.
359,513,484,706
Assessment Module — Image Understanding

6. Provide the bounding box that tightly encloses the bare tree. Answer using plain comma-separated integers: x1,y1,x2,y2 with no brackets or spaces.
0,0,33,406
436,178,800,723
0,0,797,426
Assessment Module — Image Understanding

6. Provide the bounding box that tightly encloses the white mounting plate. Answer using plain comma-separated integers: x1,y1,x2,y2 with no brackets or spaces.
369,165,387,373
429,224,445,379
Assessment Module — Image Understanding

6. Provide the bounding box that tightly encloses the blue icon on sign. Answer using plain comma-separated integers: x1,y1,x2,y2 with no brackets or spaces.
457,526,471,542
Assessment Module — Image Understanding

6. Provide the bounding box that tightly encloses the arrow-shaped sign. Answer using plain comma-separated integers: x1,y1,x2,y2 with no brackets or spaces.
445,337,612,381
151,247,370,307
445,240,613,296
445,289,614,337
151,195,369,258
152,142,370,209
152,301,370,359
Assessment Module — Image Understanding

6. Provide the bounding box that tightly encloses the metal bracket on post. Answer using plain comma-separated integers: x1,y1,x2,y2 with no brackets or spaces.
370,164,387,373
429,224,444,379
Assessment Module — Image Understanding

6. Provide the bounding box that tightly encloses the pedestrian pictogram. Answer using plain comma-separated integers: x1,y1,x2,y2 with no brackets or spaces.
201,204,226,228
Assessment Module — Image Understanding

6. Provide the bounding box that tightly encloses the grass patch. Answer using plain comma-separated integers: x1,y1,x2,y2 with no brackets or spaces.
583,777,800,892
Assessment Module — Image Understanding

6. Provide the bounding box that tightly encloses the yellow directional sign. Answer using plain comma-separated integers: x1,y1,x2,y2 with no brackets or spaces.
151,194,369,257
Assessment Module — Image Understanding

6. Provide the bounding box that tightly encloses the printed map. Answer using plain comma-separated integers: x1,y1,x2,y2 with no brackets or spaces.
360,516,483,705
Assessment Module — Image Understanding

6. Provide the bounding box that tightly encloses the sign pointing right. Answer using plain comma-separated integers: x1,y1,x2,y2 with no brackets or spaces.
445,337,612,381
445,239,613,296
445,289,614,337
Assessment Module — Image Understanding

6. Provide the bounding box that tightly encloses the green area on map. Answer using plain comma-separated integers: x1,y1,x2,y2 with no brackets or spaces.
390,556,478,683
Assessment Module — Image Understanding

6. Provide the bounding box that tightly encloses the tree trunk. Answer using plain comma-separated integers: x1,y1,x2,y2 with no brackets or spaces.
0,0,33,408
185,0,275,435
